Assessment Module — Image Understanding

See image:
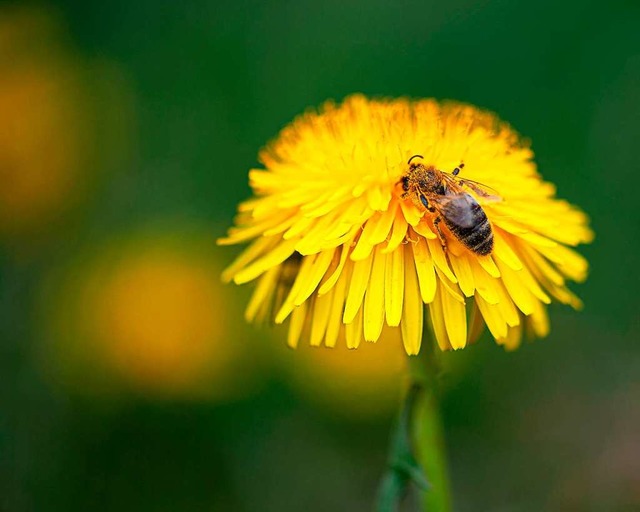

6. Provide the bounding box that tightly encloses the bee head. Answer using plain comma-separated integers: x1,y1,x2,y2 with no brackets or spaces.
422,168,438,184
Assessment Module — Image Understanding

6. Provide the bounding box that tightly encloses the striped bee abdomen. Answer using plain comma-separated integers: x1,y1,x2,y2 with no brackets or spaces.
442,194,494,255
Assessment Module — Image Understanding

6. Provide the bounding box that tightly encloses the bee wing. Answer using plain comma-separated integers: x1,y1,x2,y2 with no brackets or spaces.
429,193,480,228
441,174,501,202
460,180,501,202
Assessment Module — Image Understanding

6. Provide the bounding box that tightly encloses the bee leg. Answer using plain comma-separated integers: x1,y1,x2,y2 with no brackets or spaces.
452,162,465,176
433,215,447,252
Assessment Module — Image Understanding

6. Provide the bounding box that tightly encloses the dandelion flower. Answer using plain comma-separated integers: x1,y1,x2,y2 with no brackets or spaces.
219,95,593,355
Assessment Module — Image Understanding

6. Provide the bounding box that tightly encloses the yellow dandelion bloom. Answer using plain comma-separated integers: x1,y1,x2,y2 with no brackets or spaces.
219,95,593,355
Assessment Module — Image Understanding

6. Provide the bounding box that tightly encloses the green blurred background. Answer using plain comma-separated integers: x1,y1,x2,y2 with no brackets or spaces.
1,1,638,511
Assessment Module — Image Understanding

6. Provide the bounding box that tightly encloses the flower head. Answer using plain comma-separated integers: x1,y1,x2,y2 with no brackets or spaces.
219,95,593,354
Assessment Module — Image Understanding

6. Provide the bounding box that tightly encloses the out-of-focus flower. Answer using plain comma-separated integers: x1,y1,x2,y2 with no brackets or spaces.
281,327,407,418
0,5,131,244
220,95,593,354
40,226,255,401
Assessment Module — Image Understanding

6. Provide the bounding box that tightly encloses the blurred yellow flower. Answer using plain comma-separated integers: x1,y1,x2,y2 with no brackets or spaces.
41,227,255,401
0,6,89,238
0,5,131,244
220,95,593,354
282,327,406,418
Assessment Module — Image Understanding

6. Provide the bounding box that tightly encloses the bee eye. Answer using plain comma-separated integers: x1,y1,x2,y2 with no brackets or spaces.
401,176,409,191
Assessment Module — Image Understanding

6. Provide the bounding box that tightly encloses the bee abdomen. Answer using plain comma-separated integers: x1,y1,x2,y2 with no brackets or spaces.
444,212,494,256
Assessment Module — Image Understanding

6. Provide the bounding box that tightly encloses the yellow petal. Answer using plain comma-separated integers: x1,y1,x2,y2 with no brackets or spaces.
475,295,508,339
221,235,278,282
325,264,349,347
413,219,437,239
245,266,279,322
493,281,521,328
343,254,373,323
399,198,422,226
411,237,437,303
318,244,350,295
467,300,486,344
364,246,387,342
448,252,475,297
492,230,523,271
233,238,299,284
538,243,589,282
494,258,536,315
527,299,549,338
495,322,523,350
295,210,344,255
218,208,298,245
385,244,405,327
283,215,315,240
275,255,315,323
520,246,565,286
345,306,364,349
426,238,457,283
369,201,398,244
441,285,467,349
382,208,409,254
468,256,500,304
401,246,423,355
288,301,307,348
435,268,465,304
309,288,334,346
293,249,335,306
429,284,452,350
477,254,501,278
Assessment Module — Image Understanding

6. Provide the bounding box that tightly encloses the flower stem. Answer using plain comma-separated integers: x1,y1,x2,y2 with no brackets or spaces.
410,334,452,512
375,333,452,512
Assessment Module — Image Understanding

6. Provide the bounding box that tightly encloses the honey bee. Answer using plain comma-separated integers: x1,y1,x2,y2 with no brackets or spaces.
400,155,499,256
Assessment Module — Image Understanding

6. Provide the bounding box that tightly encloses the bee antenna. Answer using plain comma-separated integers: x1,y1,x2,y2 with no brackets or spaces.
408,154,424,165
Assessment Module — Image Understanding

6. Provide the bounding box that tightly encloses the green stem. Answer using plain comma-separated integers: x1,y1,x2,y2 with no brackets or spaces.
375,332,452,512
410,345,452,512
